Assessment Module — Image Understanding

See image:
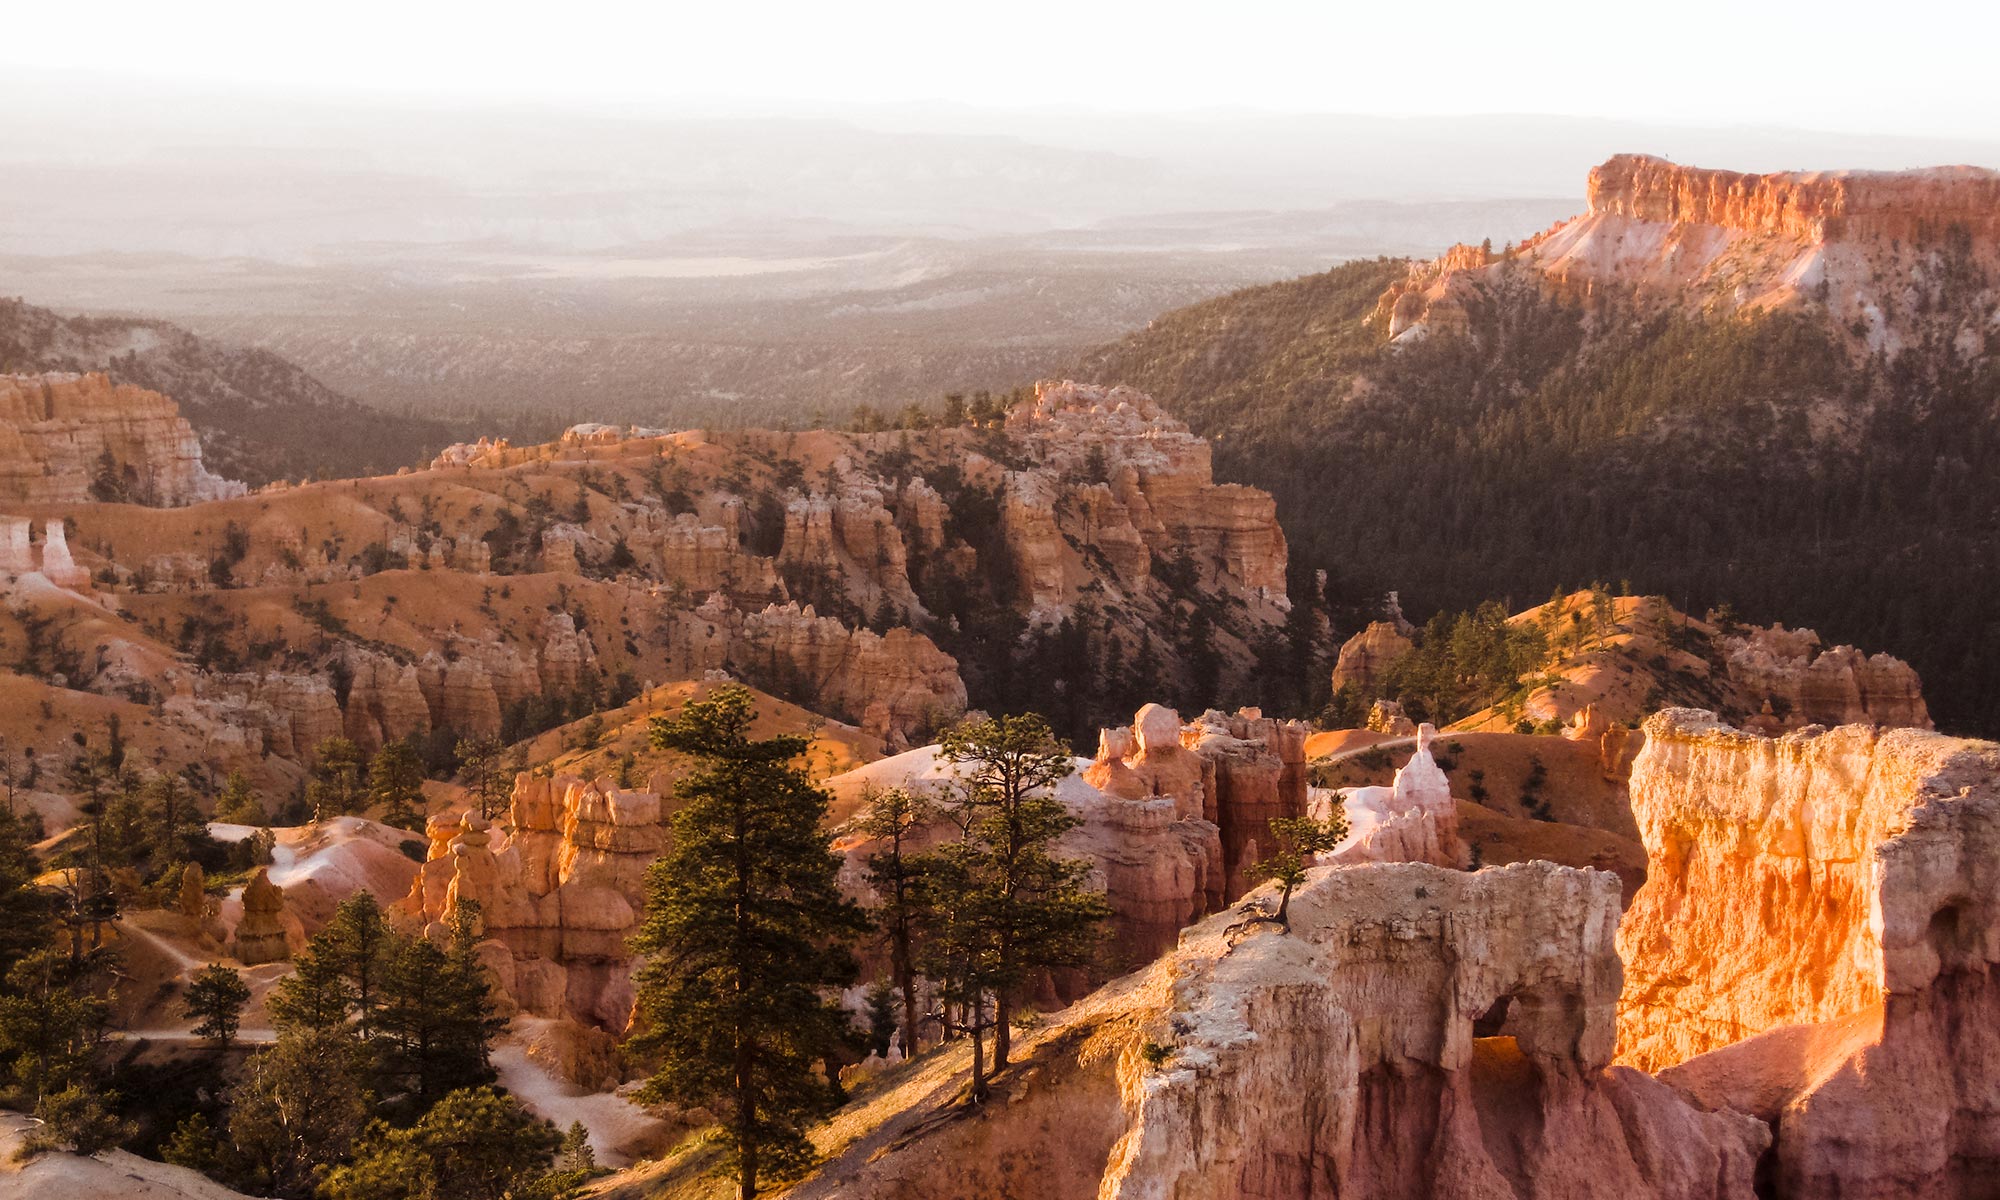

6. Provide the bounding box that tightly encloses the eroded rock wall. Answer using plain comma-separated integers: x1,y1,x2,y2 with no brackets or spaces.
0,372,243,506
1617,710,1992,1071
1618,708,2000,1198
794,861,1766,1200
1587,153,2000,244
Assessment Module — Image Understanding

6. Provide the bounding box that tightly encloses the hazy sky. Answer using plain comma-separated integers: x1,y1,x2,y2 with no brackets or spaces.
9,0,1997,138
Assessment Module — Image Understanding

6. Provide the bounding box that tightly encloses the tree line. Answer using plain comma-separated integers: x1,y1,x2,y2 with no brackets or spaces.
1077,248,2000,738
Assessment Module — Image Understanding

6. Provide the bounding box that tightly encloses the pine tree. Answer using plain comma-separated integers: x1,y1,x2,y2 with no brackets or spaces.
863,980,896,1059
366,739,427,830
214,771,267,825
923,714,1108,1082
308,737,366,822
0,947,110,1112
454,735,511,820
267,941,355,1034
58,746,120,958
0,806,49,978
321,1086,560,1200
161,1111,225,1176
145,770,213,870
374,902,501,1108
89,448,128,503
1248,814,1349,929
858,786,934,1058
626,684,866,1199
184,962,251,1048
226,1029,372,1199
320,892,392,1037
557,1118,596,1173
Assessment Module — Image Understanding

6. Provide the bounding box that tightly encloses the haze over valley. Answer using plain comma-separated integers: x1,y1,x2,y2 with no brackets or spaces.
3,6,2000,1200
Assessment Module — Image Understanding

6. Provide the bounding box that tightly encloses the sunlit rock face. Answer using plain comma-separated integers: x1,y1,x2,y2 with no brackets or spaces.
1585,153,2000,243
231,868,291,965
1720,624,1931,730
1376,155,2000,359
1618,710,1991,1068
401,772,673,1036
788,860,1767,1200
1621,709,2000,1197
0,372,243,505
1180,707,1311,898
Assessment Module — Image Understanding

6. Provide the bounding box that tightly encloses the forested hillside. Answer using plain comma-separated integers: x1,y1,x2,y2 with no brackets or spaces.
1076,255,2000,737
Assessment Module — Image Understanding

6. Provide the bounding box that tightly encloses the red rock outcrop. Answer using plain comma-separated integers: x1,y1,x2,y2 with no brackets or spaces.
1619,708,2000,1197
335,648,433,754
1183,707,1310,897
0,372,243,506
780,489,921,619
733,601,966,746
1330,619,1414,699
833,702,1304,970
1587,153,2000,244
787,861,1766,1200
1377,155,2000,358
402,773,673,1033
830,706,1227,976
231,868,291,964
1721,624,1931,730
1005,381,1290,615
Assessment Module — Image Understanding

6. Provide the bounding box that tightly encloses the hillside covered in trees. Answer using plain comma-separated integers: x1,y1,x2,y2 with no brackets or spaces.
1076,239,2000,737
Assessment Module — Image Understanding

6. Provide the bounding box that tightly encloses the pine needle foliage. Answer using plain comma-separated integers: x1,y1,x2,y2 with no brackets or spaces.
626,685,866,1199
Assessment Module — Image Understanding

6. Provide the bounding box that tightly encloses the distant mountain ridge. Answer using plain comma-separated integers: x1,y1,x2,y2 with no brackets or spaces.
0,296,462,483
1076,154,2000,737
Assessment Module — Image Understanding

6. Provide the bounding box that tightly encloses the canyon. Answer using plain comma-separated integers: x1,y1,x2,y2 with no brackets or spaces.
0,377,1291,813
6,148,1999,1200
1078,154,2000,740
740,707,2000,1199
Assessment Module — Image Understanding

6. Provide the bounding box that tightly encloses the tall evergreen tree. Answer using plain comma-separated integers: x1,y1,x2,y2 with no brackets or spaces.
308,737,367,822
366,739,428,831
626,685,865,1199
321,892,392,1037
858,787,933,1058
226,1028,372,1199
184,962,252,1048
267,942,355,1034
924,714,1108,1080
454,735,511,821
374,903,501,1108
0,806,49,978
